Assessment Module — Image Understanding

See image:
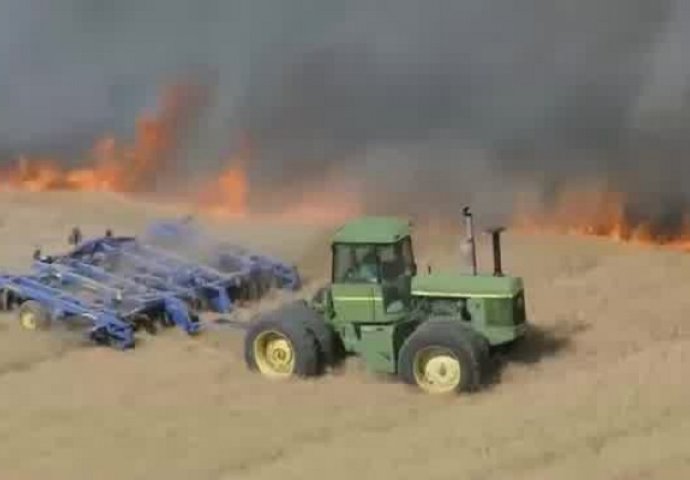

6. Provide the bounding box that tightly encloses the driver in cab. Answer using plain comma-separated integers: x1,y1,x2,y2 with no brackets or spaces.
351,247,379,283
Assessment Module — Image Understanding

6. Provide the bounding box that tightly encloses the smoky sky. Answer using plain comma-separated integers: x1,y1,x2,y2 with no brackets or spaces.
2,0,690,224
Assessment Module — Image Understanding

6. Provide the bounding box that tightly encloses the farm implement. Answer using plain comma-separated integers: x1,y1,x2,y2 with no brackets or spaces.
34,256,203,312
142,218,301,292
30,261,201,335
35,236,243,314
34,218,301,315
0,265,200,349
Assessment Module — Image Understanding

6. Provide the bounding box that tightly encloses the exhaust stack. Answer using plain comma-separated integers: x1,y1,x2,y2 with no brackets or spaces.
463,206,478,275
485,227,506,277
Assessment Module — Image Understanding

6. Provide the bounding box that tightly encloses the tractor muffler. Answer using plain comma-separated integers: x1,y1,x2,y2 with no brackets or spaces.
485,226,505,277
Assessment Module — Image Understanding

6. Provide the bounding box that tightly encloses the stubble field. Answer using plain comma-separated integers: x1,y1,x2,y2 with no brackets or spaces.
0,190,689,480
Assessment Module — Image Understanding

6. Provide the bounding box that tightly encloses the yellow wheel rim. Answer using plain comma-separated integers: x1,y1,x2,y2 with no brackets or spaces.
19,310,37,331
253,330,296,379
412,347,462,394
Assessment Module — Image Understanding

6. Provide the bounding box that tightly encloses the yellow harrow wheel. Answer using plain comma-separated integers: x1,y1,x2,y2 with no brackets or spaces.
19,309,38,330
252,330,297,378
17,300,51,331
412,347,462,394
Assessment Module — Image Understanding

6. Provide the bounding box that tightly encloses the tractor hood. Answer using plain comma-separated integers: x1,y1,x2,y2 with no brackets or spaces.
412,272,523,298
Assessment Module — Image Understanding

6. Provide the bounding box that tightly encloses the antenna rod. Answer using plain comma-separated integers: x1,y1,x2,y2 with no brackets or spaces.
463,206,477,275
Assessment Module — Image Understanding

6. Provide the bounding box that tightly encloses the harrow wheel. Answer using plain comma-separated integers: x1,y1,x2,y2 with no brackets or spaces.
17,300,51,331
244,314,319,380
131,314,158,335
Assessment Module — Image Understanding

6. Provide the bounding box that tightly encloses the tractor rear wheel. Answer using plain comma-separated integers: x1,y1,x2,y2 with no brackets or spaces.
17,300,51,331
244,313,320,379
283,300,341,372
398,321,483,395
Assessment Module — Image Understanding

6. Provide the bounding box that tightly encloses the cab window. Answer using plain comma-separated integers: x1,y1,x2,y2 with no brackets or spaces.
332,244,354,282
378,243,403,281
400,237,416,274
332,244,380,283
378,237,415,281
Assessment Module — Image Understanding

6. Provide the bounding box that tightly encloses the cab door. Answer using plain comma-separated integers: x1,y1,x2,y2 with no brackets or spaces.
330,243,379,326
330,282,377,325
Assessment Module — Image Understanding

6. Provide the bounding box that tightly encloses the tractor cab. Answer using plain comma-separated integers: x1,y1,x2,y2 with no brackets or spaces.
328,217,417,323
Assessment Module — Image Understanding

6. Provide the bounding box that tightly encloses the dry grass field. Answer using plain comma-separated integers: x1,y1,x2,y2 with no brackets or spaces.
0,190,689,479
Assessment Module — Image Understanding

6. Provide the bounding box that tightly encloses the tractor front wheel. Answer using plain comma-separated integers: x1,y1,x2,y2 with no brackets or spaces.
17,300,51,331
244,315,320,380
398,321,483,395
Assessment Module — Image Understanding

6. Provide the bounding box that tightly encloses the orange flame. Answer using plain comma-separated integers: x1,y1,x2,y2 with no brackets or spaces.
0,83,362,225
0,81,208,193
512,182,690,251
195,133,362,224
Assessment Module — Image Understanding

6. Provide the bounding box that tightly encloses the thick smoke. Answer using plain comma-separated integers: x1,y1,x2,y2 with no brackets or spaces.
2,0,690,229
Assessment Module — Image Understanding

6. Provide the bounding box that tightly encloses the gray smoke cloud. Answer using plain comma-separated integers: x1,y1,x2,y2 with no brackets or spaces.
2,0,690,232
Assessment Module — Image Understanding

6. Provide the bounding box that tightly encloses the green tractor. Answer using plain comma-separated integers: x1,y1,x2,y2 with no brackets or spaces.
243,207,528,394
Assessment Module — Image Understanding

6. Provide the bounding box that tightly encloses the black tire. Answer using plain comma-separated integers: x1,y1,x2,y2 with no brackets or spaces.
398,320,483,394
188,313,202,336
244,310,320,379
137,314,159,335
17,300,51,331
463,327,491,379
284,300,340,372
89,326,112,346
0,289,11,311
184,297,203,313
429,320,489,376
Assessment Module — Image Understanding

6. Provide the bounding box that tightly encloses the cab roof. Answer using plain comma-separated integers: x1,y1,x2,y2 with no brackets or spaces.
332,216,412,244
